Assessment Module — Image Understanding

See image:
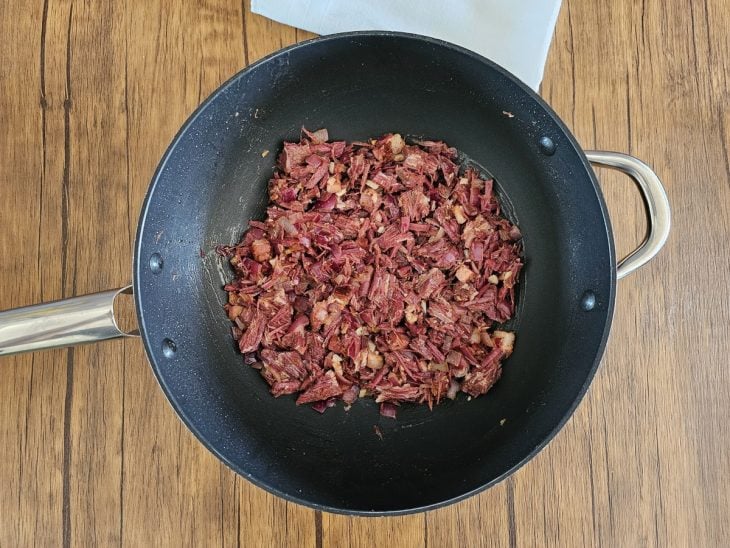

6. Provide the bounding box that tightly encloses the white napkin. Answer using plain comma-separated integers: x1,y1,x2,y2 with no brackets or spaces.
251,0,562,91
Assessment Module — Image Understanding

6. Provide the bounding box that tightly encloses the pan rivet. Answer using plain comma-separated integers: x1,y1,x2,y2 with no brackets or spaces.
161,338,177,358
539,136,556,155
580,291,596,311
149,253,164,274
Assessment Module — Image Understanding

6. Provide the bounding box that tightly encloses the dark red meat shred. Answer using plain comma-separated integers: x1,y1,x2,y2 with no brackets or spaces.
221,129,522,413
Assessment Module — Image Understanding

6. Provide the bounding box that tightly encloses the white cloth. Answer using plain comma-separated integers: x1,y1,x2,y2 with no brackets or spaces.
251,0,562,91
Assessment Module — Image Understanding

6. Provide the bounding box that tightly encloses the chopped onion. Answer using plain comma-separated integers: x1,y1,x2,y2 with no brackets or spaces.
428,362,448,372
447,379,460,400
227,305,243,320
342,385,359,405
277,216,298,235
367,351,384,370
428,227,445,243
380,402,398,419
446,350,462,366
311,128,329,143
453,205,468,224
455,264,474,283
388,133,405,154
311,401,328,414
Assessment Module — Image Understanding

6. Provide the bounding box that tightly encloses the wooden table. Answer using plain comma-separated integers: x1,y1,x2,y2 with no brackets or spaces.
1,1,728,546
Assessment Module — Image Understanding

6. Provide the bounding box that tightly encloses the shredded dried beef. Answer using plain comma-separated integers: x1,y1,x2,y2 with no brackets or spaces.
220,129,523,417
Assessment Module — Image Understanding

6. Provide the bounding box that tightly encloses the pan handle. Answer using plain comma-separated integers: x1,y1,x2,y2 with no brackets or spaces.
585,151,671,280
0,286,138,357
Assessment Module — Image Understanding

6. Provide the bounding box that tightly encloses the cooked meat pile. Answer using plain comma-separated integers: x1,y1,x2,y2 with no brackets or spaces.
219,129,523,417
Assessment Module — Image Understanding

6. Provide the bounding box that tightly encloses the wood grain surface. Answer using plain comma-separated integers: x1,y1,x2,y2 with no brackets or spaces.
1,1,728,546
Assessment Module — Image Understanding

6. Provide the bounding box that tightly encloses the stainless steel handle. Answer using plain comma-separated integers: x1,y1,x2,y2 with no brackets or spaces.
0,285,138,356
585,151,671,280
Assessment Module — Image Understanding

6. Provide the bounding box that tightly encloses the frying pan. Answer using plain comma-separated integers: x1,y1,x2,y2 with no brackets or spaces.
0,32,670,514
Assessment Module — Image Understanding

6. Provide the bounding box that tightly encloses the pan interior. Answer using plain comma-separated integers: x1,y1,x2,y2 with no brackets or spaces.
134,33,615,514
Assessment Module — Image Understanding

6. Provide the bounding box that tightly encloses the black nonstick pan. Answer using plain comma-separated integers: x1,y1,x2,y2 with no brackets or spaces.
0,32,670,514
